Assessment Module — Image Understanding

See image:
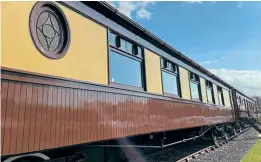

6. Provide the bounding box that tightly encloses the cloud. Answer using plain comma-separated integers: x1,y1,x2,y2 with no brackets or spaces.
107,1,155,20
237,1,243,8
209,68,261,96
201,57,224,65
137,8,152,20
181,1,216,7
186,1,202,4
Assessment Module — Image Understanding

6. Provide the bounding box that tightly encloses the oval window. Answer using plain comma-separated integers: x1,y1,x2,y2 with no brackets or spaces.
29,2,70,59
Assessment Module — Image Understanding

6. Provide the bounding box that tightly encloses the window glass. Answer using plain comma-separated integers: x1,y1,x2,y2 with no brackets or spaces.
162,71,178,95
109,32,116,46
126,41,133,54
207,88,213,103
120,39,126,51
137,46,142,58
110,51,142,87
218,92,223,105
190,82,200,100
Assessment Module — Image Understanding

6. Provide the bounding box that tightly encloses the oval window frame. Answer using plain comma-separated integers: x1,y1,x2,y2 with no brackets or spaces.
29,2,70,59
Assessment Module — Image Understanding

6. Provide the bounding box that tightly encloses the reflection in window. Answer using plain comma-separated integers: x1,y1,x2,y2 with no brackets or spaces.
162,71,178,95
217,87,224,105
207,88,214,103
190,73,201,101
110,51,142,87
126,41,133,54
218,92,223,105
206,80,214,104
109,32,116,46
237,97,240,107
109,31,143,57
161,58,180,97
137,46,142,58
190,82,200,100
120,39,126,51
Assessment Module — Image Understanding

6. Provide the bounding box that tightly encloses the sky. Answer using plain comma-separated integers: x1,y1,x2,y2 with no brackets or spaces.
108,1,261,97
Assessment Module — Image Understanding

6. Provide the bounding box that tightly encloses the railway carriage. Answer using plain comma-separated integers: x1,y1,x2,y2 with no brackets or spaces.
1,1,256,162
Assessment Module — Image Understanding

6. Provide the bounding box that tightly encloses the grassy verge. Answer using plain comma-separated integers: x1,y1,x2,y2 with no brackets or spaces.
241,138,261,162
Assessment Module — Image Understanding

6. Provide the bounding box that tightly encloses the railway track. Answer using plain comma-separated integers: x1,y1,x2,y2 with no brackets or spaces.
122,126,251,162
177,127,251,162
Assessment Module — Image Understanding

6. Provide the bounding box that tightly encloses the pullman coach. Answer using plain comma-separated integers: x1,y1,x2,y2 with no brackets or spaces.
1,1,256,162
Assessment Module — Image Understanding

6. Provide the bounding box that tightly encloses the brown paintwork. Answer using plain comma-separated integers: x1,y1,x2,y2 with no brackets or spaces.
23,84,33,153
9,83,21,154
51,87,57,149
56,87,62,148
60,88,66,147
28,86,38,152
3,82,15,155
16,84,27,154
1,69,234,156
1,81,8,153
39,85,48,150
34,85,43,151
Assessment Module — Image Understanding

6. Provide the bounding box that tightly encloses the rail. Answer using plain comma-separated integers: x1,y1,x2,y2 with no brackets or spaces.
176,127,251,162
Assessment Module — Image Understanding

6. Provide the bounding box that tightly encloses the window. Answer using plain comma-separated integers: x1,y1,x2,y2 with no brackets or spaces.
190,72,201,101
109,31,144,89
241,98,244,108
161,58,180,96
109,32,117,46
206,80,214,104
29,2,70,59
110,32,142,58
217,86,224,106
237,96,240,107
111,51,142,87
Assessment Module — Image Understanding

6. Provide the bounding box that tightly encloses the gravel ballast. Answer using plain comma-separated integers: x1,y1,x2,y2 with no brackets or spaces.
192,128,259,162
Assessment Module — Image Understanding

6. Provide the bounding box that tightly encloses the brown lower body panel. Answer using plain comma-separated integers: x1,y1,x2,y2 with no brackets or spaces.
1,68,234,156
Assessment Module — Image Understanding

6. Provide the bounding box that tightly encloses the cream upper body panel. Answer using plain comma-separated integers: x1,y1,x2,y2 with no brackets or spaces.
2,2,108,85
179,67,191,100
200,77,207,103
145,49,163,95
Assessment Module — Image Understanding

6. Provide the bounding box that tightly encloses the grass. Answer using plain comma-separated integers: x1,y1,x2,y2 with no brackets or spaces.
241,138,261,162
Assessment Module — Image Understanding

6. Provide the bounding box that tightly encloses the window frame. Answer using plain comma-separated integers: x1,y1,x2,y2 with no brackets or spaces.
237,96,241,108
108,30,146,91
241,97,244,108
189,72,202,101
205,80,215,104
217,86,224,106
160,58,181,98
